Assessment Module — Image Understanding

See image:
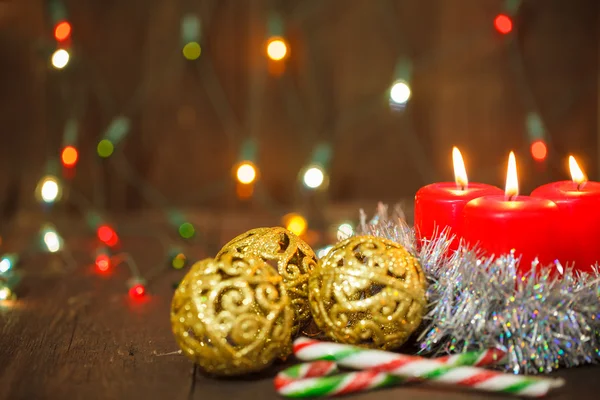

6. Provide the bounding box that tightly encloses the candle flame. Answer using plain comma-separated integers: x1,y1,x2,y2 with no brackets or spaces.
505,151,518,199
452,147,468,189
568,156,587,186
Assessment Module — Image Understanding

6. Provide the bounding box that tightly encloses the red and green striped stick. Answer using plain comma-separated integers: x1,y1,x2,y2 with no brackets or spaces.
276,363,405,398
275,341,506,397
285,338,563,397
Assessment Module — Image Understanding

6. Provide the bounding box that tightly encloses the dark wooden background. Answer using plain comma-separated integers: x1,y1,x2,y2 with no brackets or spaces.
0,0,597,219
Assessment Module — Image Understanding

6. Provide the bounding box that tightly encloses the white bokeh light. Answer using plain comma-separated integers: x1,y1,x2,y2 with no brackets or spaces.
390,80,411,104
51,49,70,69
40,177,60,203
303,166,325,189
337,223,354,241
43,231,61,253
0,258,11,273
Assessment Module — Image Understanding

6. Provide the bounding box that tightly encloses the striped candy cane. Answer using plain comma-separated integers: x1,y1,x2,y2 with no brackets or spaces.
292,338,564,397
275,344,507,397
436,348,506,367
275,361,339,390
276,366,405,398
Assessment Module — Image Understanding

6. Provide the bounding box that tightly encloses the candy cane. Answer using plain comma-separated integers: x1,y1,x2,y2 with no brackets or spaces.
276,367,405,398
276,343,507,397
275,361,339,391
291,338,564,397
435,347,506,367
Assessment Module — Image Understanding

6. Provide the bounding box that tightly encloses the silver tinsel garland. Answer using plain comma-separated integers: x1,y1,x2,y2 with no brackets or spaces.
355,203,600,375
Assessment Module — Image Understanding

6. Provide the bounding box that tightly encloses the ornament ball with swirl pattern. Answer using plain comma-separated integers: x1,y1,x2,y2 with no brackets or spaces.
216,227,318,336
309,235,427,350
171,253,294,376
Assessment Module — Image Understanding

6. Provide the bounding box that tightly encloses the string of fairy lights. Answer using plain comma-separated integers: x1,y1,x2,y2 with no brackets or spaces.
0,0,575,302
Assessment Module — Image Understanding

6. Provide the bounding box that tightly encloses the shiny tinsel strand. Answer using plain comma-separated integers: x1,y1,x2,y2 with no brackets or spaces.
357,203,600,375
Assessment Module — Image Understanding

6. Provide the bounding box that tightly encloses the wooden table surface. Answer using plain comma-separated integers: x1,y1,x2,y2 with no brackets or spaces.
1,220,599,400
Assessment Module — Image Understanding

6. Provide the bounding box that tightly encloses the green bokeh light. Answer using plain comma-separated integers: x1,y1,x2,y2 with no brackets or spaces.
97,139,114,158
178,222,195,239
171,253,187,269
182,42,201,60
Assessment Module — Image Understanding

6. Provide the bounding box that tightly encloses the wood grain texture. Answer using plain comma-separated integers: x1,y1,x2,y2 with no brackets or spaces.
0,216,599,400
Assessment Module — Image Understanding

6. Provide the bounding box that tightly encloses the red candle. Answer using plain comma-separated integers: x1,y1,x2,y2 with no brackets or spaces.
414,147,503,248
530,156,600,272
461,152,559,274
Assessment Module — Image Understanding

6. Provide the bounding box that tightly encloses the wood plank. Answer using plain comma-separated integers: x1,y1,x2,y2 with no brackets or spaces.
0,219,599,399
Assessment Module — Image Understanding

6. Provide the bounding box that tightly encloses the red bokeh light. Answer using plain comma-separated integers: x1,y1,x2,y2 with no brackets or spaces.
494,14,513,34
97,225,115,242
54,21,72,42
129,284,146,299
105,234,119,247
530,140,548,161
95,254,110,272
61,146,78,167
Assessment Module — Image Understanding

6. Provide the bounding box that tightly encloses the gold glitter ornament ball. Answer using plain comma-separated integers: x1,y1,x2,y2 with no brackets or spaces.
170,254,294,376
216,227,317,335
309,235,427,350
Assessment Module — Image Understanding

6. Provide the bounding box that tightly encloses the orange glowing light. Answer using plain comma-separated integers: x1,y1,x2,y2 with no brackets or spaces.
284,213,308,236
505,151,519,199
452,147,468,189
568,156,586,186
236,181,254,199
61,146,78,167
530,140,547,161
236,162,257,184
266,37,288,61
54,21,72,41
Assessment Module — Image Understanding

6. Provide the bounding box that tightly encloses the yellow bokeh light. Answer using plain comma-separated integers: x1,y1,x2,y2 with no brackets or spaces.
182,42,201,60
0,286,13,301
267,38,288,61
284,213,307,236
172,253,187,269
236,162,257,184
51,49,70,69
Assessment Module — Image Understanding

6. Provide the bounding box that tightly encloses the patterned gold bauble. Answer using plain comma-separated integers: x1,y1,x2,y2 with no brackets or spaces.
170,253,294,376
216,227,317,335
309,235,427,350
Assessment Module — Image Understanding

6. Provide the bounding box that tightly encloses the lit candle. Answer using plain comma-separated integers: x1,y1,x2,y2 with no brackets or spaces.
414,147,503,248
461,152,559,274
530,156,600,272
